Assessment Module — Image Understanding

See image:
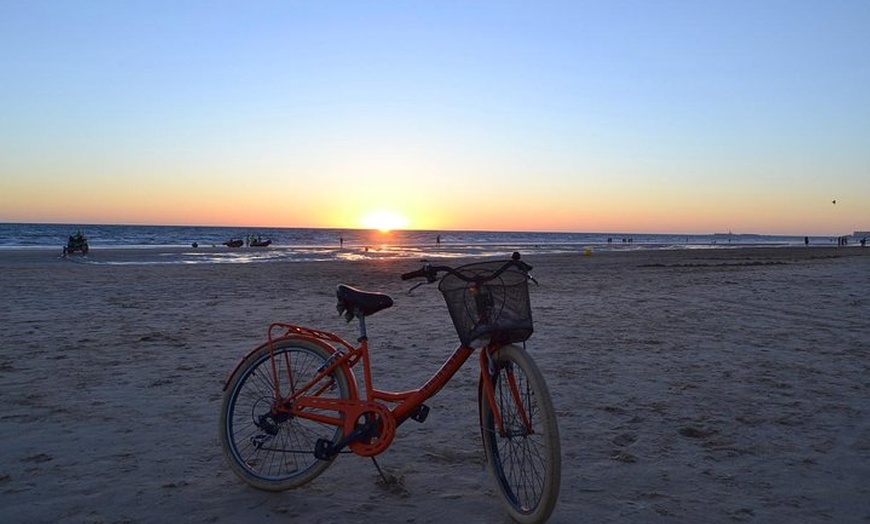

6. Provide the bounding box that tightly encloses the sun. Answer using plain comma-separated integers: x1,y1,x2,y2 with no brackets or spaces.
360,209,409,232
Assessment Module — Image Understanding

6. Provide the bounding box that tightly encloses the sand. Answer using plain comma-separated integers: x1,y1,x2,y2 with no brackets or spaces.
1,246,868,523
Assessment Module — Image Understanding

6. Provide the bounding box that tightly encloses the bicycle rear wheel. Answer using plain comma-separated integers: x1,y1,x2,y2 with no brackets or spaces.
219,338,351,491
480,344,561,524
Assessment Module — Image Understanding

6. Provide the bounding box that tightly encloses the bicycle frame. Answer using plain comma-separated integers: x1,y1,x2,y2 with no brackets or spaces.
272,321,475,421
222,319,527,457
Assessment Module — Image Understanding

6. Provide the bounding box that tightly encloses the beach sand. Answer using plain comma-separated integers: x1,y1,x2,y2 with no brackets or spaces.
1,247,868,523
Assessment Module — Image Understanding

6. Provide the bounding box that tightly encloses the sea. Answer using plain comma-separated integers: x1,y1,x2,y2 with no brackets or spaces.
0,222,837,265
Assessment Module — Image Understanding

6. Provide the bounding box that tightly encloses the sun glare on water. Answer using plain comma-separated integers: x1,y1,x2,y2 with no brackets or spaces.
360,210,409,232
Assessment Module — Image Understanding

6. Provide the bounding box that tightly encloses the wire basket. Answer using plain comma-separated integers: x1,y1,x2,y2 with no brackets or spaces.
438,261,533,347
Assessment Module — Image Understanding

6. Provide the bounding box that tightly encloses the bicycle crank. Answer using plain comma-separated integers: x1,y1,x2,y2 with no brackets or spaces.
314,402,396,460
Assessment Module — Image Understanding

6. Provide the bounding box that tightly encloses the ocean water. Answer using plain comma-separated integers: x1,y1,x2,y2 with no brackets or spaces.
0,222,830,264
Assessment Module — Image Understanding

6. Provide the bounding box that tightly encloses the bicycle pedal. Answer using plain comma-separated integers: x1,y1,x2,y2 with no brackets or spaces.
410,404,430,423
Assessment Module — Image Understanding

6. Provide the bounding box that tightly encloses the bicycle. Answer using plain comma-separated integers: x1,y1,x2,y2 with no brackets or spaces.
219,253,561,523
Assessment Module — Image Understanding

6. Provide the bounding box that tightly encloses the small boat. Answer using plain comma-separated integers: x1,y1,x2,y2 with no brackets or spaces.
250,238,272,247
223,239,244,248
63,231,89,256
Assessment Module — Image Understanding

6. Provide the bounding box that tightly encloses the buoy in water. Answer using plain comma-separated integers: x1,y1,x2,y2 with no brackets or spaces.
583,248,593,256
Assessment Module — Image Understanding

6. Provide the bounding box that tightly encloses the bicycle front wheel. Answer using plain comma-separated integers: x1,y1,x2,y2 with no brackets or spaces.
480,344,561,524
219,338,351,491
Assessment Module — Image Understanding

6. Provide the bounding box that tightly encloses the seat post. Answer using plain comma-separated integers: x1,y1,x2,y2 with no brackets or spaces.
357,314,368,342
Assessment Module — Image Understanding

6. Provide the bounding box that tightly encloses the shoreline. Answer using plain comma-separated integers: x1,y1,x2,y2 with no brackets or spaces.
1,248,868,523
4,222,864,257
0,243,867,268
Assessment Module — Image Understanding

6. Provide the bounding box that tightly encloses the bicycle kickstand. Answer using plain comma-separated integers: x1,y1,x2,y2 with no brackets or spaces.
370,456,390,484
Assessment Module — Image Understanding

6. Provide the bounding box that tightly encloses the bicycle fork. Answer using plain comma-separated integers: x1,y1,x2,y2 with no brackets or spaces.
479,347,534,437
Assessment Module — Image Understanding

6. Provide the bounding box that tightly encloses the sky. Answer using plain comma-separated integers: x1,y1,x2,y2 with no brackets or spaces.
1,1,868,235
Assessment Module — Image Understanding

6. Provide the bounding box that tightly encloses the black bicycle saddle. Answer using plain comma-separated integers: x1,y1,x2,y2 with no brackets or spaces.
336,284,394,321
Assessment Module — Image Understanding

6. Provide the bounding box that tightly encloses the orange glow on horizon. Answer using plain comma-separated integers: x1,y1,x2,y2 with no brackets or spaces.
1,179,860,237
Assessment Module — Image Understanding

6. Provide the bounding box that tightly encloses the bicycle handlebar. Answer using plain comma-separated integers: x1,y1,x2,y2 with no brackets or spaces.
401,252,534,284
400,267,433,281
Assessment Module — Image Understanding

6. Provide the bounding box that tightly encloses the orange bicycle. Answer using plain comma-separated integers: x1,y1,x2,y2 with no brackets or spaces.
219,253,561,523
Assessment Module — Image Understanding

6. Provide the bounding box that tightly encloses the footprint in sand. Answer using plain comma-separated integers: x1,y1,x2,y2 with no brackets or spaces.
21,453,53,463
612,432,638,447
610,433,639,462
679,426,716,439
610,450,637,463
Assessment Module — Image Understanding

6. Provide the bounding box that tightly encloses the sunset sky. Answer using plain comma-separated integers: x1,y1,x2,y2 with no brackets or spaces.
2,1,867,235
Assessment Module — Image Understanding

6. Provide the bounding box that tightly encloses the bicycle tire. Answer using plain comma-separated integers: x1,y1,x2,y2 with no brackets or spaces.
480,344,561,523
219,338,351,491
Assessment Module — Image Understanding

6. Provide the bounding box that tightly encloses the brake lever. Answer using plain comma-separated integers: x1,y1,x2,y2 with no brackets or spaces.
407,261,437,294
407,281,427,294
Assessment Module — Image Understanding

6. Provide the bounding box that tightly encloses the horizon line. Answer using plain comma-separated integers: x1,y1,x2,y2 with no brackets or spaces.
0,220,862,238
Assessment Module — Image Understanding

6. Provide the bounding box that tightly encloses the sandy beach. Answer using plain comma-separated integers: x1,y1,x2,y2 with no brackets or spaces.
1,246,868,523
